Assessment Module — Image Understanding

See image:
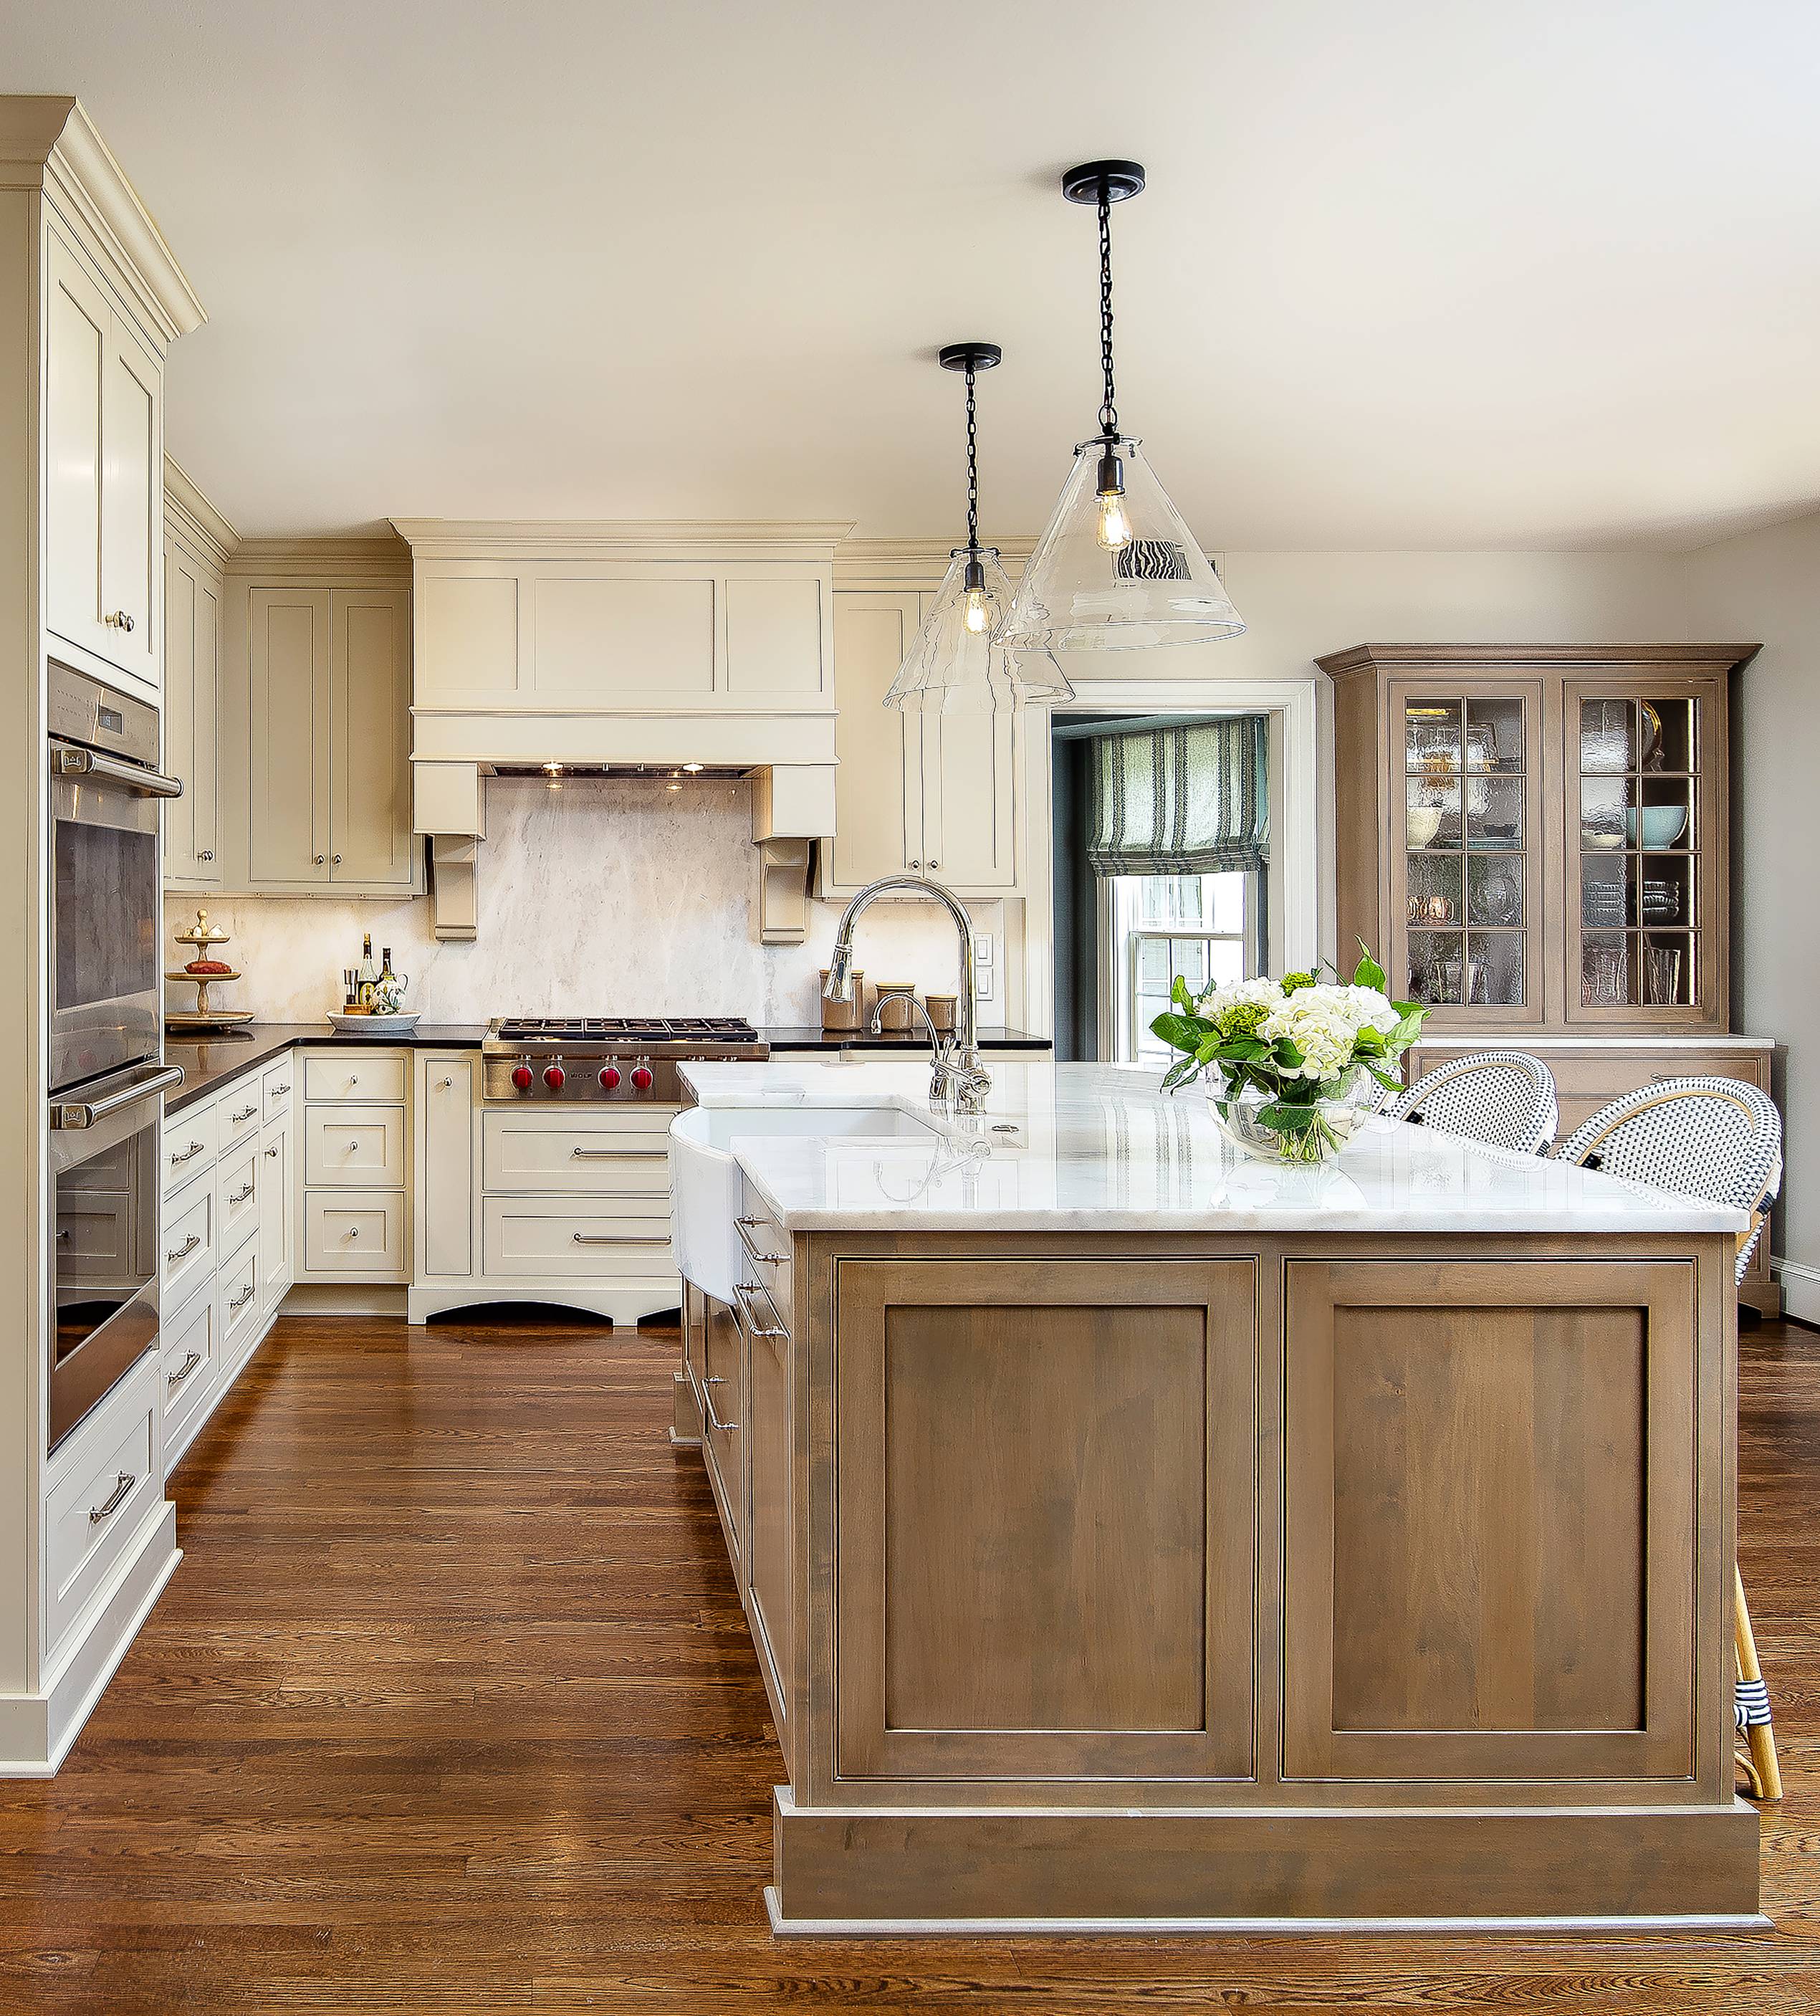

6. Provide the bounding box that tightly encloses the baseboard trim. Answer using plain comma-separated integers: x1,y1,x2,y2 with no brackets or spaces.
281,1284,408,1319
1772,1256,1820,1328
765,1888,1773,1939
405,1281,681,1327
0,1501,181,1777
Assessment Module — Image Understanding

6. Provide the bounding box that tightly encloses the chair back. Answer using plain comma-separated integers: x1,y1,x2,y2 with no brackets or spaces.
1556,1076,1783,1284
1389,1051,1559,1157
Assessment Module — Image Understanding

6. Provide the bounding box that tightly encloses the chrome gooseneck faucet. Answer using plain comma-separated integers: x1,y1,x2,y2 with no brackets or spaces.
823,874,991,1112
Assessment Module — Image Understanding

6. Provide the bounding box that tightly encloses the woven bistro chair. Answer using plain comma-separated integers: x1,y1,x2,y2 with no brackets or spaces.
1556,1074,1786,1801
1388,1051,1560,1157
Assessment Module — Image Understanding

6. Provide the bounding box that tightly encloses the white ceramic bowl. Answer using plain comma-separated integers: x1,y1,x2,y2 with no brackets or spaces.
327,1011,421,1035
1405,807,1443,849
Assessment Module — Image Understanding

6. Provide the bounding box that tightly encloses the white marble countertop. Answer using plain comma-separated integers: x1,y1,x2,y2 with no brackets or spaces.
676,1059,1748,1236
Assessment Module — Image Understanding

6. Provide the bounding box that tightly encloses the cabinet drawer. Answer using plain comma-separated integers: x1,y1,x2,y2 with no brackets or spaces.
217,1138,260,1260
162,1102,216,1194
219,1238,263,1370
304,1190,406,1275
734,1191,792,1325
160,1276,219,1449
159,1174,215,1311
218,1082,263,1150
57,1187,138,1274
482,1195,672,1279
262,1057,296,1124
482,1111,674,1194
45,1362,161,1656
305,1104,406,1187
304,1051,407,1103
701,1294,744,1573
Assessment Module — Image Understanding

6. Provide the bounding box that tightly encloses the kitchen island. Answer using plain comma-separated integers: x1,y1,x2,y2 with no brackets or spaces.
671,1059,1761,1935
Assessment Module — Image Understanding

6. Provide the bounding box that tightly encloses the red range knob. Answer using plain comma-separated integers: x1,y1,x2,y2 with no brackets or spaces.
598,1064,621,1090
510,1063,533,1091
543,1062,566,1091
630,1064,653,1092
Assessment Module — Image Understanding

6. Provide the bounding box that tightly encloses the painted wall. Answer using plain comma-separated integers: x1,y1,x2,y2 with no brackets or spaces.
179,775,1006,1030
1685,514,1820,1319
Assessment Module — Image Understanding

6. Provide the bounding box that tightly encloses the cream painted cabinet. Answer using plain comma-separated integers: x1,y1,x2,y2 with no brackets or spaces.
163,533,222,887
45,224,163,695
821,587,1022,898
248,586,414,891
416,1054,474,1279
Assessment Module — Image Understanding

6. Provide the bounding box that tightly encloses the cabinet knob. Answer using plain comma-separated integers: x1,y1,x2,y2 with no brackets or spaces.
332,854,343,866
927,860,939,870
437,1076,454,1089
909,858,921,869
198,850,214,862
105,611,134,632
313,854,325,866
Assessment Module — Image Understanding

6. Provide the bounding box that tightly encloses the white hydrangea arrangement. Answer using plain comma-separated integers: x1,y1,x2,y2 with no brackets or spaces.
1151,947,1427,1162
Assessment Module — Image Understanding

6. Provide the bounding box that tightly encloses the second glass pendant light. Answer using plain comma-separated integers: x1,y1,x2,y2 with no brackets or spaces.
884,343,1073,714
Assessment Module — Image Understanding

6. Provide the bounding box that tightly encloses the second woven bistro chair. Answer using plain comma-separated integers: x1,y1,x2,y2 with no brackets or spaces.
1556,1074,1786,1802
1388,1050,1560,1157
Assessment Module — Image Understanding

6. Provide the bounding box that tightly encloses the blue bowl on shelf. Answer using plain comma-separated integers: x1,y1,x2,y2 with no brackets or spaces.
1624,806,1687,849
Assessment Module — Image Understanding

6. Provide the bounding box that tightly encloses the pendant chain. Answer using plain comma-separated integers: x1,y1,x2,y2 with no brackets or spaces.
964,363,980,556
1097,186,1119,440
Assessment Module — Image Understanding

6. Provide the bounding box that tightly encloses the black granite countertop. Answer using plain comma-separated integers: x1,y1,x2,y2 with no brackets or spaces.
164,1023,487,1112
760,1026,1052,1053
163,1020,1050,1114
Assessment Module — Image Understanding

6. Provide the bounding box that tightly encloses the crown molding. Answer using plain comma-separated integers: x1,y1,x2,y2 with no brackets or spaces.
226,534,411,585
391,518,856,563
0,96,205,345
163,456,239,571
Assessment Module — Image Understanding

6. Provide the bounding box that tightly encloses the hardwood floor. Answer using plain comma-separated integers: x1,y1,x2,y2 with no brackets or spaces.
1,1309,1816,2012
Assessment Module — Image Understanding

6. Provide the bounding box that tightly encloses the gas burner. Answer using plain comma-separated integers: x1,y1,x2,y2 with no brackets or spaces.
481,1016,766,1102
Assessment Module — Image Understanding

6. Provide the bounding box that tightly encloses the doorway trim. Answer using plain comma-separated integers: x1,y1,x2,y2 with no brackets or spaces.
1021,675,1321,1041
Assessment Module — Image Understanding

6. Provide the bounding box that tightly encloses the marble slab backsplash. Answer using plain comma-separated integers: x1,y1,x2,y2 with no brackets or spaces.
168,775,1006,1028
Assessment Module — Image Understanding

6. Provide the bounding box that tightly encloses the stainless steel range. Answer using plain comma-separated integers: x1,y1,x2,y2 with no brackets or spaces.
481,1016,767,1103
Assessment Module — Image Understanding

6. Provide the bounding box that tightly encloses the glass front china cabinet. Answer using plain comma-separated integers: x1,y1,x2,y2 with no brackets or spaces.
1321,644,1751,1036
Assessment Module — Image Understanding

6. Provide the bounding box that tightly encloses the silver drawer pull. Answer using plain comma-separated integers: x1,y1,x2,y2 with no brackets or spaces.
572,1231,660,1244
171,1140,206,1164
89,1472,135,1522
166,1232,201,1263
733,1281,787,1339
230,1104,258,1123
736,1219,787,1267
229,1183,254,1205
229,1284,256,1311
167,1349,203,1388
570,1146,636,1159
272,1083,290,1097
702,1377,739,1435
264,1145,280,1159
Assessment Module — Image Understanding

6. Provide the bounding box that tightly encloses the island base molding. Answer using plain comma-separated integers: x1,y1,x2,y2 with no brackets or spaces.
767,1792,1765,1934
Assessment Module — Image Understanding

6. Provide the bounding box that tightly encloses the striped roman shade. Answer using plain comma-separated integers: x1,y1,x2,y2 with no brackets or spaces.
1087,715,1268,876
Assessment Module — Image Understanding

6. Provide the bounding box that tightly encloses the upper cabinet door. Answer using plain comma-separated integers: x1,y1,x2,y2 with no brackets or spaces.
330,590,414,886
824,592,920,893
249,587,333,886
45,226,163,691
100,317,162,687
45,233,109,665
919,709,1018,890
162,539,221,887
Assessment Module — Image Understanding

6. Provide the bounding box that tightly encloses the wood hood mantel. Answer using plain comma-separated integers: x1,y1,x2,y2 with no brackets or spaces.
393,519,853,942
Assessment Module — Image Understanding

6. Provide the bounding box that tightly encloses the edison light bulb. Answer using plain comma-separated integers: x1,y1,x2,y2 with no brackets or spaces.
963,585,991,633
1096,487,1133,550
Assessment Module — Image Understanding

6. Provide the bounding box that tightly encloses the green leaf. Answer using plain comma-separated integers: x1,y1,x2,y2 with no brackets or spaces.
1258,1101,1320,1135
1364,1062,1402,1091
1149,1011,1209,1055
1160,1055,1201,1091
1352,940,1388,994
1170,974,1196,1013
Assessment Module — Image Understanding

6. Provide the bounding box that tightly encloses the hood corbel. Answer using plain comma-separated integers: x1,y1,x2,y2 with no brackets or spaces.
414,760,484,941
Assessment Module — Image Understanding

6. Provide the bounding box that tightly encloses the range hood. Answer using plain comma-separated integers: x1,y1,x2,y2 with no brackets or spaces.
393,520,851,942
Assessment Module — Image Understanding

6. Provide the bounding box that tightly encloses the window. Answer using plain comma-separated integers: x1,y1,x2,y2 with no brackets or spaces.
1112,871,1259,1064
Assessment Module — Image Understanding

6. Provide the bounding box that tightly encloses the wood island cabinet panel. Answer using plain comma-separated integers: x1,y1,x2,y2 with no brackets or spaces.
1283,1258,1697,1782
834,1258,1258,1782
701,1295,744,1575
745,1315,792,1732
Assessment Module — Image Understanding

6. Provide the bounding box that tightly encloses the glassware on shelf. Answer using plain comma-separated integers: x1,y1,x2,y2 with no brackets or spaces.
1582,934,1633,1008
1579,776,1633,851
1405,703,1462,775
1465,773,1523,849
1470,931,1523,1006
1645,939,1690,1007
1580,697,1636,775
1407,929,1461,1004
1465,695,1525,772
1468,854,1523,926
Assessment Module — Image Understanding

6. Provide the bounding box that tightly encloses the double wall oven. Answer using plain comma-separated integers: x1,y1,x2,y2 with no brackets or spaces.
47,664,183,1450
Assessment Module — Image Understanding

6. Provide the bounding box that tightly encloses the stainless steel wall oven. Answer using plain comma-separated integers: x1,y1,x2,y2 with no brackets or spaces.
47,664,182,1449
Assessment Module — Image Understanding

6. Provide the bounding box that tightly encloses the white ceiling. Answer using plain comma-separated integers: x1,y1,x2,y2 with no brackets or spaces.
7,0,1820,549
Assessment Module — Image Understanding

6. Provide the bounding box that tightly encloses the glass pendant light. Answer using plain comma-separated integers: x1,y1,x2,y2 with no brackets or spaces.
1000,161,1245,653
884,343,1074,713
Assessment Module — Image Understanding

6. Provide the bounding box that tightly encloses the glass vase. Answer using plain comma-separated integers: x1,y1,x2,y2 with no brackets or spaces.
1207,1069,1381,1166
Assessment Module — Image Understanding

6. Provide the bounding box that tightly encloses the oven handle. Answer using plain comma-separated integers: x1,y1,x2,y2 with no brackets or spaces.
50,744,184,799
50,1063,185,1132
